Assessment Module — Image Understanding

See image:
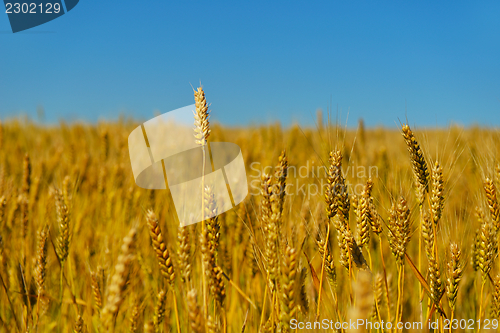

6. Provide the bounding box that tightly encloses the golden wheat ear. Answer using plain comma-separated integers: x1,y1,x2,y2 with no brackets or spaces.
145,209,175,286
34,225,49,296
177,224,192,283
153,289,167,331
73,315,86,333
478,218,496,280
491,275,500,319
446,243,464,312
401,124,429,203
193,86,211,146
356,178,373,248
430,161,445,225
187,289,206,333
484,177,500,231
128,295,141,333
90,269,102,311
279,245,298,327
387,197,411,266
101,227,137,328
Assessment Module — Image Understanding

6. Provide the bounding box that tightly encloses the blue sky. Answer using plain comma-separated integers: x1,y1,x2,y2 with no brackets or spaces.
0,1,499,127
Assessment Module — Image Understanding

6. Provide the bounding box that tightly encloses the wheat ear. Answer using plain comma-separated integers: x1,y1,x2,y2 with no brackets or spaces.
356,178,373,248
478,218,497,323
387,197,411,266
187,289,206,333
316,233,336,291
200,187,225,310
145,209,175,286
53,187,70,264
35,224,49,321
401,124,430,198
102,227,137,330
153,290,167,333
471,207,484,271
73,314,86,333
35,225,49,295
478,218,496,280
491,275,500,319
21,153,31,196
446,243,464,317
129,294,141,333
193,86,211,146
280,245,297,329
423,212,443,306
484,177,500,231
387,197,411,329
261,173,278,289
325,150,342,220
177,224,192,283
430,161,444,225
90,269,102,311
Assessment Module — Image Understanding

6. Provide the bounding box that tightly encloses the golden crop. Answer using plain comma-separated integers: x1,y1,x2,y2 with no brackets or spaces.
0,93,499,332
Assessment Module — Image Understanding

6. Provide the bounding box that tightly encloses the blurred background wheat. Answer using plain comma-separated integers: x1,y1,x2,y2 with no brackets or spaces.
0,106,499,332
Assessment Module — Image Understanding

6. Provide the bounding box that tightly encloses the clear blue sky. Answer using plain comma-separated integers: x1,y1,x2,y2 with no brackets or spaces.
1,1,499,127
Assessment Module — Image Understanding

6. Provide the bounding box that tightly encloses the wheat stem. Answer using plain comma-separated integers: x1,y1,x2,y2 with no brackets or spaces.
172,289,181,333
316,224,330,320
378,234,392,325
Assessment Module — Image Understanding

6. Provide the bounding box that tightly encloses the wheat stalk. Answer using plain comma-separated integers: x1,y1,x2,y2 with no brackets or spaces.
193,85,211,329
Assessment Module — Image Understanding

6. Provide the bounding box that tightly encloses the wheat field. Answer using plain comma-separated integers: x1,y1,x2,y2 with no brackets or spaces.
0,90,499,332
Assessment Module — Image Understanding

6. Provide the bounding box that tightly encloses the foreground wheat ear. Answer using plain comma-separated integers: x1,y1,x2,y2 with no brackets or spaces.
145,209,175,285
401,123,429,203
194,86,211,146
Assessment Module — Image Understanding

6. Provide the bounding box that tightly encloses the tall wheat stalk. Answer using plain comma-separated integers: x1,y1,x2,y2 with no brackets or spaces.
194,85,211,326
